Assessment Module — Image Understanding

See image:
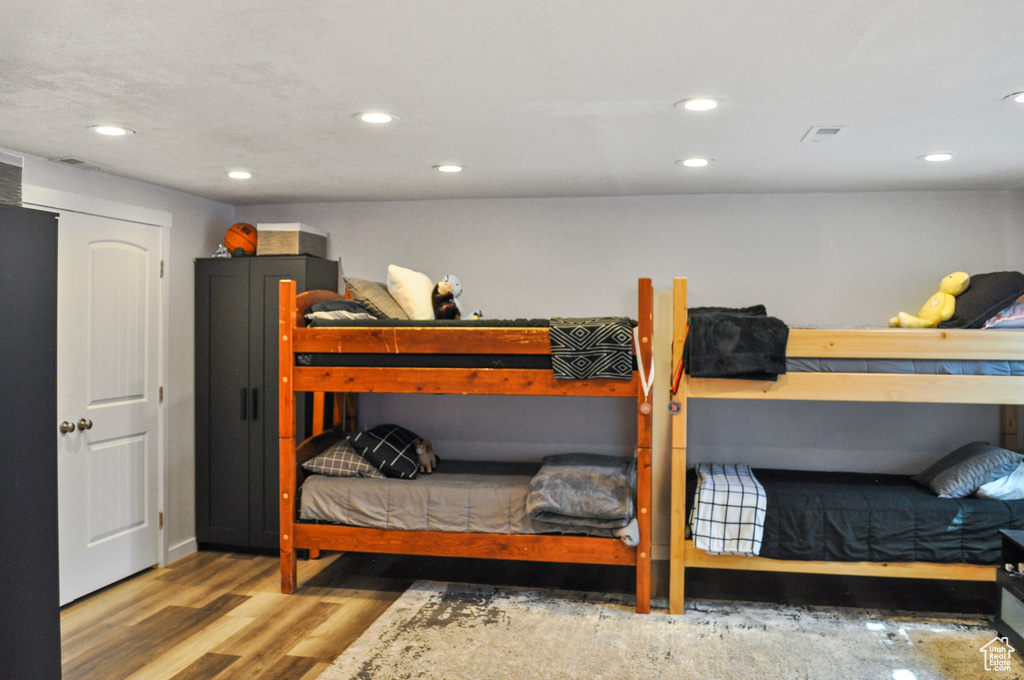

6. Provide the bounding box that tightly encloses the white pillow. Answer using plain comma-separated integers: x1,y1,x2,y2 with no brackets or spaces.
387,264,435,320
975,461,1024,500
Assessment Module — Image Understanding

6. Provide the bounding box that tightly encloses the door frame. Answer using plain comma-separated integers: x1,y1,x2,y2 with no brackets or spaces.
22,185,173,567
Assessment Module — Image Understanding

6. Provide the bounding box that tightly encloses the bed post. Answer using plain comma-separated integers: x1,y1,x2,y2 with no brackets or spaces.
312,392,326,436
1002,405,1019,451
669,277,688,614
279,279,298,593
336,392,358,432
635,278,654,614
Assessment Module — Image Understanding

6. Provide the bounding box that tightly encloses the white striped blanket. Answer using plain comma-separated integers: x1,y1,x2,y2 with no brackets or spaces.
689,463,766,556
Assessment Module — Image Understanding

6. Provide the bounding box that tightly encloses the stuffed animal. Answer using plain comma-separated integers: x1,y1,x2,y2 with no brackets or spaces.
441,274,484,319
431,280,461,319
414,438,438,473
888,271,970,328
442,275,464,313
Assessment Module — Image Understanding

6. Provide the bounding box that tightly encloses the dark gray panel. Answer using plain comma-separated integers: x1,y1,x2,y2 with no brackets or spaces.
194,258,251,546
0,204,61,679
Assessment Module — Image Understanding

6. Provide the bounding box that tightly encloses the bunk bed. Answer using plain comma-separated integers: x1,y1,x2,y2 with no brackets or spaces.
278,278,654,614
669,277,1024,615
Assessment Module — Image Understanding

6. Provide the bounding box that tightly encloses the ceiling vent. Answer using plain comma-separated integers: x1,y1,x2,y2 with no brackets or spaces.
801,126,849,143
53,156,105,169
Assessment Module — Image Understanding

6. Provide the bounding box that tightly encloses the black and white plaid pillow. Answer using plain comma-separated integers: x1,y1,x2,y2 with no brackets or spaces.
348,424,421,479
302,438,385,478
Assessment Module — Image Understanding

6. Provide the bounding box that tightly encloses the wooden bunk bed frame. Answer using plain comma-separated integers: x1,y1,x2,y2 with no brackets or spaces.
669,276,1024,615
279,278,654,614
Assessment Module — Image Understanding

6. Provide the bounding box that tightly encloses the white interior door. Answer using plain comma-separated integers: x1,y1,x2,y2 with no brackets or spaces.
56,210,163,604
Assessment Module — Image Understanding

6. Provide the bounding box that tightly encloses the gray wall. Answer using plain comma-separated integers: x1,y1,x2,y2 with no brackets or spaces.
11,153,1022,567
239,191,1024,324
238,190,1024,556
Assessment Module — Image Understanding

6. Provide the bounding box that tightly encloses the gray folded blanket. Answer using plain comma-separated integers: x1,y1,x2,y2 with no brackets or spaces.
526,453,636,530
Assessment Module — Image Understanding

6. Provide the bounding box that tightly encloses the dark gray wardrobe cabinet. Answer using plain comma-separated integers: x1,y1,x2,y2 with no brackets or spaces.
195,255,337,550
0,204,61,680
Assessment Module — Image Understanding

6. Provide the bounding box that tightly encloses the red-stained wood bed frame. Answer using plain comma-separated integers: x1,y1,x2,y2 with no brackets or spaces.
278,278,654,613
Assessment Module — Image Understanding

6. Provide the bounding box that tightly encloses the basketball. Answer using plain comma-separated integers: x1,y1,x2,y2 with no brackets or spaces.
224,223,257,256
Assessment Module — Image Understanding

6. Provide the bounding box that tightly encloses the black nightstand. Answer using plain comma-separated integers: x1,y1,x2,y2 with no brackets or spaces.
995,530,1024,652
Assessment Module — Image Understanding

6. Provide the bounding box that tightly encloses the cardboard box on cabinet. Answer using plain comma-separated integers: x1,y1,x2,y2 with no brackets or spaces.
256,222,327,257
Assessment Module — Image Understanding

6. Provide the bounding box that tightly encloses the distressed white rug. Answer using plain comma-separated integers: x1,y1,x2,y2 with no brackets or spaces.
318,581,1021,680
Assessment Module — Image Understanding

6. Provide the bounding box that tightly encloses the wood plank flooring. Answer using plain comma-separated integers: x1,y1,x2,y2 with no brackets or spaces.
60,551,409,680
60,549,642,680
61,548,994,679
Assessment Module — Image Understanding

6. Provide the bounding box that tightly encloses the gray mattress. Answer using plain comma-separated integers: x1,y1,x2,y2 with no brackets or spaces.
788,358,1024,375
300,460,549,534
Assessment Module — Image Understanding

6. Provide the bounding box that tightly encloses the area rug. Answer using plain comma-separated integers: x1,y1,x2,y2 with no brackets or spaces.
317,581,1022,680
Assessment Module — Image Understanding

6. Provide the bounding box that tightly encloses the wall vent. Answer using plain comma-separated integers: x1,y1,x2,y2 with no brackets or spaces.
801,125,849,143
0,150,24,206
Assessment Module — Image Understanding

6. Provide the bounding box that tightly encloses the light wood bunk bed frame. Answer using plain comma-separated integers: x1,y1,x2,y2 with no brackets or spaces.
279,278,655,613
669,276,1024,614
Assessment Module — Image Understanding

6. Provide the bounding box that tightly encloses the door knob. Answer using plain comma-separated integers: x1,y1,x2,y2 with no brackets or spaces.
78,418,93,431
59,421,75,434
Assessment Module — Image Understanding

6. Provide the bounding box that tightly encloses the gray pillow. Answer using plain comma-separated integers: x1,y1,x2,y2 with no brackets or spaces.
302,438,385,478
345,277,409,319
306,299,376,323
912,441,1023,498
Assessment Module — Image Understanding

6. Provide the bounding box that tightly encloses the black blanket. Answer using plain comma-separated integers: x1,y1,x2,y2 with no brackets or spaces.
684,305,789,380
687,468,1024,565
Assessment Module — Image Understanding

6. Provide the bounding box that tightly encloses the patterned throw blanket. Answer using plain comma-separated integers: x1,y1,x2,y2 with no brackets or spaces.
689,463,766,556
549,317,635,380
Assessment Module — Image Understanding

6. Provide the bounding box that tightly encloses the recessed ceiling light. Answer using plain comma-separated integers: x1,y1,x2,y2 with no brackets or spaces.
435,165,463,173
355,112,396,124
675,98,719,112
678,158,711,168
920,153,954,162
1004,91,1024,104
227,170,253,179
89,125,134,136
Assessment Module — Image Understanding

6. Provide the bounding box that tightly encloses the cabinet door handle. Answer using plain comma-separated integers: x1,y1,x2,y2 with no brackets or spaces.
241,387,248,420
251,387,259,420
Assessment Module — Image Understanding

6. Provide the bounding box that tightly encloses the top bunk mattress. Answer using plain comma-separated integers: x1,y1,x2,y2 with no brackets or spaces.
306,318,552,328
787,357,1024,375
295,317,640,374
297,353,552,369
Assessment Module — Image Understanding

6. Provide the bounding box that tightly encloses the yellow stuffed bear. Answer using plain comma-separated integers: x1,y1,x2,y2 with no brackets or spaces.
888,272,970,328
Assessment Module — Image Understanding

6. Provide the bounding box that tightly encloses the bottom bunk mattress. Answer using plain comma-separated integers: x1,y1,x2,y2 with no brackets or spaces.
687,468,1024,564
300,459,631,539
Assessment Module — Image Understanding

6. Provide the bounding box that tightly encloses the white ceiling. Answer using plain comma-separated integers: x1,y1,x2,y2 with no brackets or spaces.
2,1,1023,205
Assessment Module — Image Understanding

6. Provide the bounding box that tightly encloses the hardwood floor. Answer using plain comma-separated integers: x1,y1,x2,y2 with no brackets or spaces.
60,549,641,680
60,551,409,680
61,548,994,679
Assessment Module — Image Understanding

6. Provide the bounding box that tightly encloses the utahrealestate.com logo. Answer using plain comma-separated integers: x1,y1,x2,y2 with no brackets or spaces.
981,637,1015,672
